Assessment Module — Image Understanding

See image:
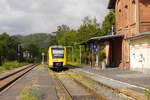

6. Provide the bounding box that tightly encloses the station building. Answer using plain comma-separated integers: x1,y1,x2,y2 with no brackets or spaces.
80,0,150,73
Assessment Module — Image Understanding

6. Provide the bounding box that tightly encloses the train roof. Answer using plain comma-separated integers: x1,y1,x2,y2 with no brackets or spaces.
49,45,64,48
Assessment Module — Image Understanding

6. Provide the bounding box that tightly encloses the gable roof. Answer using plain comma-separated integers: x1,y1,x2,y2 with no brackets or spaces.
108,0,116,9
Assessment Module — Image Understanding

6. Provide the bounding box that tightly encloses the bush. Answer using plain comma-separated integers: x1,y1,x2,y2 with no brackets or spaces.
25,58,34,63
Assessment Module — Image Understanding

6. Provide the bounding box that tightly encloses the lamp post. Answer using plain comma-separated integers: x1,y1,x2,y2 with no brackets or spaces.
41,52,45,64
79,45,82,64
17,44,21,62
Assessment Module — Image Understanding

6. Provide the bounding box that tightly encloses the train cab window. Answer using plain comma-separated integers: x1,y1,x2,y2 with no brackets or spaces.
52,48,64,58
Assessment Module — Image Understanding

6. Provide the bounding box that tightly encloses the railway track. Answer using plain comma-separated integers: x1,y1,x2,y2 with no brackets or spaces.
69,70,146,100
48,68,105,100
65,72,107,100
0,63,38,93
48,67,146,100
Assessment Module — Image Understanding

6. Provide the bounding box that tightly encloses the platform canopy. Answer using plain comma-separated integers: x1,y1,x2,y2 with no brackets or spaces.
79,34,124,45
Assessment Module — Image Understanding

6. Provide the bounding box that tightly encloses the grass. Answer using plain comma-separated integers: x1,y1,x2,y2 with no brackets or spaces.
68,61,88,68
68,62,81,66
145,89,150,100
19,76,44,100
19,87,44,100
0,61,28,71
37,65,45,69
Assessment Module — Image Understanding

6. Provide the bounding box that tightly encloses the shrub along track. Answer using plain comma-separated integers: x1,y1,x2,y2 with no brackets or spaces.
48,68,107,100
0,63,39,93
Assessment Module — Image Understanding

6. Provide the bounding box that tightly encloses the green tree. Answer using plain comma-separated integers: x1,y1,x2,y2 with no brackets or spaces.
57,17,102,63
0,33,10,60
0,42,4,65
0,33,21,65
16,33,54,49
58,30,78,46
7,37,20,61
77,17,101,42
82,16,92,25
53,25,70,44
26,43,40,59
7,49,18,61
101,10,115,35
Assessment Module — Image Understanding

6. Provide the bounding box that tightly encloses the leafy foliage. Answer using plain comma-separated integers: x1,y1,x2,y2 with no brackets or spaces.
58,30,77,46
101,10,115,35
12,33,56,63
0,33,20,65
53,24,70,44
57,10,115,63
77,24,101,42
15,33,54,49
25,43,40,59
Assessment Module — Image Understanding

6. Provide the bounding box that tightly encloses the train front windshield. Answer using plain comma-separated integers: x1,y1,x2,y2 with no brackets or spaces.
52,48,64,58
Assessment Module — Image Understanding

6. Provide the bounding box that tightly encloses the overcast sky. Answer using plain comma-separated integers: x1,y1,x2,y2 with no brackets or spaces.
0,0,109,35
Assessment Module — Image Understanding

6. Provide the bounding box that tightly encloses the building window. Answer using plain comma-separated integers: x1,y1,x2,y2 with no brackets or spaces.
132,0,135,4
125,5,128,9
131,0,136,24
119,9,121,12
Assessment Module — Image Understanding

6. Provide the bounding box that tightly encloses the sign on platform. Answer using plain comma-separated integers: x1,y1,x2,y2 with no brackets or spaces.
91,45,98,53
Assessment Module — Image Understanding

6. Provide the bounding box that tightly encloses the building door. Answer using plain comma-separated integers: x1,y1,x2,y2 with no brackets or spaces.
111,39,122,67
130,46,146,72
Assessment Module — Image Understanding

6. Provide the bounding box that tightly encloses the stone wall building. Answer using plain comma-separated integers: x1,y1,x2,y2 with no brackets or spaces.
108,0,150,73
80,0,150,73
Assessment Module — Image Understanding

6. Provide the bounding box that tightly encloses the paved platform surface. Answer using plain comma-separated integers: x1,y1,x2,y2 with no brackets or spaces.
0,65,57,100
80,66,150,90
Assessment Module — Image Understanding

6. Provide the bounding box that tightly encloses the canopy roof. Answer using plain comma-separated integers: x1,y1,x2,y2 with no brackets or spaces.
80,34,124,45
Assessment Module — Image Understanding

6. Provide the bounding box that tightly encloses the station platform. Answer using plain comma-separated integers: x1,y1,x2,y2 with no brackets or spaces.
80,66,150,89
71,65,150,99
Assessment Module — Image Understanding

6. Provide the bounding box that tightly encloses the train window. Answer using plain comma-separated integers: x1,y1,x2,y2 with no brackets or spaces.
52,48,64,58
52,49,64,54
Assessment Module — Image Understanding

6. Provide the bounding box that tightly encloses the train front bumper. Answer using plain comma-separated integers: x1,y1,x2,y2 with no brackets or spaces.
53,62,63,67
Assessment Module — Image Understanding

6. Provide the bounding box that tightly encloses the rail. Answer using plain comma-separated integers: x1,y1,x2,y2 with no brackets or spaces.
48,68,73,100
0,63,39,92
65,72,107,100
